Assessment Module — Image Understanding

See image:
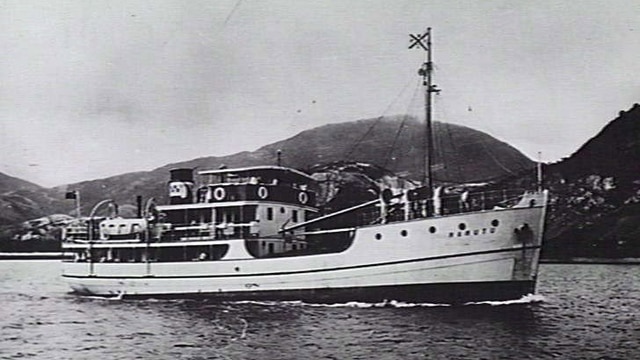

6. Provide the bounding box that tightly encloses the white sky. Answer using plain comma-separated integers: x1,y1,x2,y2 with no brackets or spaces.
1,0,639,187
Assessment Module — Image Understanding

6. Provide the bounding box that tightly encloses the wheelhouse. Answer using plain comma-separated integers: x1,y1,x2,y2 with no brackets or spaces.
62,166,323,263
160,166,318,241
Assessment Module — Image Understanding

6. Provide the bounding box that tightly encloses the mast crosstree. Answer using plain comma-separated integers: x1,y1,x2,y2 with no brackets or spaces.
409,27,439,194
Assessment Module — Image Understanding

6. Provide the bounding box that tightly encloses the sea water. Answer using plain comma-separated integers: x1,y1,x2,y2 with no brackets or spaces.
1,261,638,359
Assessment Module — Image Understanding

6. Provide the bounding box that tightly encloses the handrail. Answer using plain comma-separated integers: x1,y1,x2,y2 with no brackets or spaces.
280,199,380,233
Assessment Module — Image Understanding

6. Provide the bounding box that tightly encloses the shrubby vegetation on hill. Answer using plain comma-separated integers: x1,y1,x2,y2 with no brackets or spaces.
542,104,640,259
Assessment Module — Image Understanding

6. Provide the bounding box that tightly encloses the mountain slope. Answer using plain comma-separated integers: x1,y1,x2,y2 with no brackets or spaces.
159,116,534,182
543,103,640,258
0,173,51,226
56,116,533,216
0,116,534,231
0,172,42,194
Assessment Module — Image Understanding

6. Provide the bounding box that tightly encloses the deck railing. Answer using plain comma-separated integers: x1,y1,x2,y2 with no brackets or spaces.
62,221,262,244
318,188,528,229
63,188,532,244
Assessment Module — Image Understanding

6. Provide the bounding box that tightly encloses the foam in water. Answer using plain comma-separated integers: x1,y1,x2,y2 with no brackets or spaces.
231,299,448,308
233,294,545,308
464,293,546,306
76,293,546,307
78,291,125,301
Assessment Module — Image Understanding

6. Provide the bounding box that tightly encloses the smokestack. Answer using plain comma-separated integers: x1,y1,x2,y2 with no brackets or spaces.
136,195,143,218
168,168,195,205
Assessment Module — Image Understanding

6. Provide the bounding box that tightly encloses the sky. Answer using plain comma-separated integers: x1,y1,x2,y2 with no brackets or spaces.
1,0,639,187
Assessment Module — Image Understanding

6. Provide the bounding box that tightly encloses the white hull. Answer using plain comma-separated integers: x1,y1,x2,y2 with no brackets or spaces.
62,191,546,303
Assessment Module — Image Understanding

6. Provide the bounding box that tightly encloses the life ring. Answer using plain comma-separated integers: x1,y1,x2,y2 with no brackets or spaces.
257,186,269,199
298,191,308,205
213,187,226,201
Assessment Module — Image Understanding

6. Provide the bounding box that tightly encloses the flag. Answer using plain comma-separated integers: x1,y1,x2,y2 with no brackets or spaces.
65,191,77,199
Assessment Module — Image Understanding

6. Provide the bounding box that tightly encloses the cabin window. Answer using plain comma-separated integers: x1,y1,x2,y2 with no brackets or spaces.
267,207,273,221
243,206,257,222
491,219,500,227
429,226,436,234
280,207,285,214
153,245,229,262
268,243,274,254
292,210,298,223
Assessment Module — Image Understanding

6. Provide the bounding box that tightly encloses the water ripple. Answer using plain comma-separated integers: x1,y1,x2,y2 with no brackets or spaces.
0,262,639,359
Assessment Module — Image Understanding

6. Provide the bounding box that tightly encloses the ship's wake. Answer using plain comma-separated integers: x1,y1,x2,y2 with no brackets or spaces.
232,293,546,308
73,293,546,307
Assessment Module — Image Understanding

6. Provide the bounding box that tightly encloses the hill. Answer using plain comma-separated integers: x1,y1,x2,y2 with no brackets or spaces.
157,117,533,184
0,173,53,226
542,103,640,259
53,116,534,216
0,116,534,243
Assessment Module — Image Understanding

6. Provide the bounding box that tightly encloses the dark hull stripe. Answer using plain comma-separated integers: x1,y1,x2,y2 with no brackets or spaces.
62,245,540,280
72,280,537,304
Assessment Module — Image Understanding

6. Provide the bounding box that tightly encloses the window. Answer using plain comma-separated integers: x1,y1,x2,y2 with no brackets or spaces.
292,210,298,223
267,207,273,221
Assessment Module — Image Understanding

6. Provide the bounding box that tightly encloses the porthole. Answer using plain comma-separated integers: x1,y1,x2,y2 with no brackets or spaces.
457,232,462,237
429,226,437,234
491,219,499,227
465,230,470,236
449,232,454,237
473,230,479,235
482,228,487,234
280,207,286,214
234,266,240,272
458,223,466,231
490,228,496,233
400,230,408,237
375,233,382,240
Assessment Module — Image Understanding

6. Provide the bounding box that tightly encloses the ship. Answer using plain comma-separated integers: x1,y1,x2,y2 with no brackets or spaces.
61,28,548,304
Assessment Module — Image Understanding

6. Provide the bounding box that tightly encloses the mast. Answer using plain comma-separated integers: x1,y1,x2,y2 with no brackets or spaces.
410,27,439,193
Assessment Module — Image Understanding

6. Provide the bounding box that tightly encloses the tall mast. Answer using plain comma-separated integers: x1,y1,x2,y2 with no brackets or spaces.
410,27,439,193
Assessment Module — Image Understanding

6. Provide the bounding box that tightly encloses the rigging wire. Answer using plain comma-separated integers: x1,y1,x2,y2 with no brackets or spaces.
382,82,423,170
434,94,465,182
433,67,535,183
478,138,535,176
222,0,243,29
344,76,419,160
458,94,535,177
